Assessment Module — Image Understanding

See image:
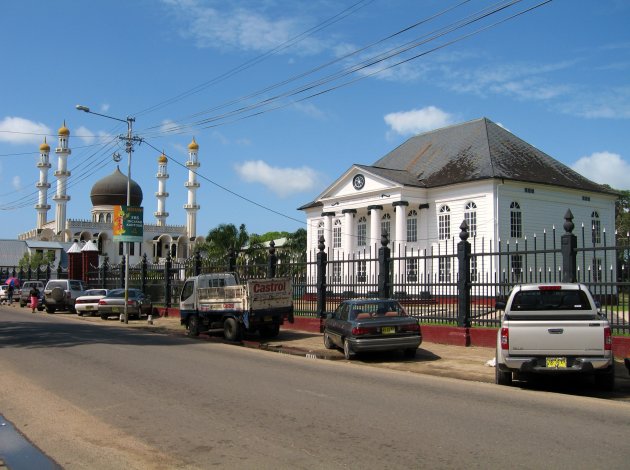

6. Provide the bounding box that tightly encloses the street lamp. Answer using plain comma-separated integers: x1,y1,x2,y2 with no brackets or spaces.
76,104,138,324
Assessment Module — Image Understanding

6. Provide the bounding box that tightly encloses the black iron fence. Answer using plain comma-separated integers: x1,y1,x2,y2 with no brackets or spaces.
3,210,629,334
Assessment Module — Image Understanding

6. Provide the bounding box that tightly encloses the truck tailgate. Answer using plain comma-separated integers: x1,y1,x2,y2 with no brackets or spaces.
507,320,606,356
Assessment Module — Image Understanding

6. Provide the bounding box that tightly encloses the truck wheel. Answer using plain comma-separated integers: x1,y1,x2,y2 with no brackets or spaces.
187,315,200,337
46,306,55,314
594,365,615,391
343,339,354,360
223,317,241,342
323,332,334,350
495,363,513,386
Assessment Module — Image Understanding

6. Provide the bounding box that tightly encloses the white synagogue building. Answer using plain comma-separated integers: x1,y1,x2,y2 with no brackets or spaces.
299,118,617,284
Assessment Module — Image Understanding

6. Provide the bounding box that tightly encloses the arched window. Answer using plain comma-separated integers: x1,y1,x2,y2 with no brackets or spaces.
106,213,112,224
98,213,104,223
381,213,391,239
407,210,418,242
333,219,342,248
357,216,367,247
464,202,477,237
510,202,522,238
591,211,601,244
439,205,450,240
317,221,324,244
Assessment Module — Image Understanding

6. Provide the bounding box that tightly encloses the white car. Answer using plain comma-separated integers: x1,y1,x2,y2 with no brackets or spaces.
75,289,109,316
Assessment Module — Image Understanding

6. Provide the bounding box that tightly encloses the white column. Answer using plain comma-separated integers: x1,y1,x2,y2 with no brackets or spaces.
154,154,169,226
393,201,409,248
322,212,334,250
368,205,382,250
342,209,356,255
36,139,52,229
184,138,200,239
53,122,71,241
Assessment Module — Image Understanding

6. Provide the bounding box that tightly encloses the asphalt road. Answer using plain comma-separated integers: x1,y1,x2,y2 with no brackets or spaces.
1,306,630,469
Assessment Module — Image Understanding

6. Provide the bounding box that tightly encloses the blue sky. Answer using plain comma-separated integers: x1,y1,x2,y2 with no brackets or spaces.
1,0,629,240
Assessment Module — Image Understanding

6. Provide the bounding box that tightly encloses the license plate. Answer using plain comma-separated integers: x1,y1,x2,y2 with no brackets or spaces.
264,316,272,322
112,307,120,313
546,357,567,368
85,306,93,310
382,327,395,335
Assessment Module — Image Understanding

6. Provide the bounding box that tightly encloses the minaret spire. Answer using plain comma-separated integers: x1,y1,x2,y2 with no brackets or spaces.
154,152,169,226
53,121,71,241
184,137,200,238
35,137,52,229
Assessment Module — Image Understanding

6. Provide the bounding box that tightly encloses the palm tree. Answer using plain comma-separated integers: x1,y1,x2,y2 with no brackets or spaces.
202,223,250,263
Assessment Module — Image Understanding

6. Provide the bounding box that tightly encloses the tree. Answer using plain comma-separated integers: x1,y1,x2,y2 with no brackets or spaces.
18,251,55,270
202,223,250,263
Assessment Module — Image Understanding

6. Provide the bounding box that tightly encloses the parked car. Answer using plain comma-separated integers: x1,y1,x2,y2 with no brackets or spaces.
75,289,109,316
19,280,46,309
0,285,11,304
323,299,422,360
43,279,86,313
98,289,152,320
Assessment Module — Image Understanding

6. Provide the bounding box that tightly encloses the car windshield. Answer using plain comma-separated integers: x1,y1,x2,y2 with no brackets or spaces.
85,289,107,296
349,302,406,320
46,281,66,289
511,289,592,311
106,290,140,299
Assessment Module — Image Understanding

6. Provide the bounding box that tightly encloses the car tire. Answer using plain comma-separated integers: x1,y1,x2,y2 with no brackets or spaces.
187,315,200,337
403,348,417,359
594,365,615,392
100,313,109,320
343,339,354,360
495,361,513,386
223,317,241,342
20,301,25,308
323,332,334,350
46,307,55,314
37,306,44,312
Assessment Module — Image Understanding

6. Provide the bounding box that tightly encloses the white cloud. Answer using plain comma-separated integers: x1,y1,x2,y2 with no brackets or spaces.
0,116,51,145
292,101,325,119
384,106,454,137
572,151,630,189
163,0,327,54
100,104,110,112
160,120,179,134
234,160,321,197
74,126,114,145
12,175,21,191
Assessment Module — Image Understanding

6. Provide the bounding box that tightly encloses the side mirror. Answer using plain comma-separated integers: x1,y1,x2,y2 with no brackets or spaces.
495,301,506,310
326,313,333,319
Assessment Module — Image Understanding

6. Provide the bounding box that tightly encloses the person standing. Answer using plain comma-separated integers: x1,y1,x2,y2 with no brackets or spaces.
7,283,14,305
30,285,39,313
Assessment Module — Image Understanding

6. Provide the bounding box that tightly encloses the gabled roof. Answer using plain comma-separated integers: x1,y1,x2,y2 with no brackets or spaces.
373,117,612,193
298,117,615,211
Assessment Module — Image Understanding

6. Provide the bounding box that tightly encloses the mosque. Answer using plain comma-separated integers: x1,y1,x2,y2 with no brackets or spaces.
17,122,205,266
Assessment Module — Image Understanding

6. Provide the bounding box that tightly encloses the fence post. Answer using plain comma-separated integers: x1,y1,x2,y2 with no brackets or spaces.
18,267,24,282
316,236,328,333
46,263,51,282
267,240,277,278
141,253,147,295
165,253,172,308
27,265,32,281
378,230,391,299
120,256,126,288
194,250,201,276
457,220,472,328
101,256,109,289
227,248,237,272
57,263,62,280
561,209,577,283
11,267,16,278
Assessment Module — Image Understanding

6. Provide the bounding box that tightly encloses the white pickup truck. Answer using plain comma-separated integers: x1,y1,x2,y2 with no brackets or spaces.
180,273,294,341
495,283,614,390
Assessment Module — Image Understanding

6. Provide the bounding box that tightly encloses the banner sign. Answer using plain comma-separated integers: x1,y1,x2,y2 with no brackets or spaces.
113,205,144,242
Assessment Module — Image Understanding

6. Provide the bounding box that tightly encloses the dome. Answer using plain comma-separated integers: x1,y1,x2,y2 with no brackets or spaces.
158,153,167,164
90,166,143,207
39,138,50,152
58,121,70,136
188,137,199,151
